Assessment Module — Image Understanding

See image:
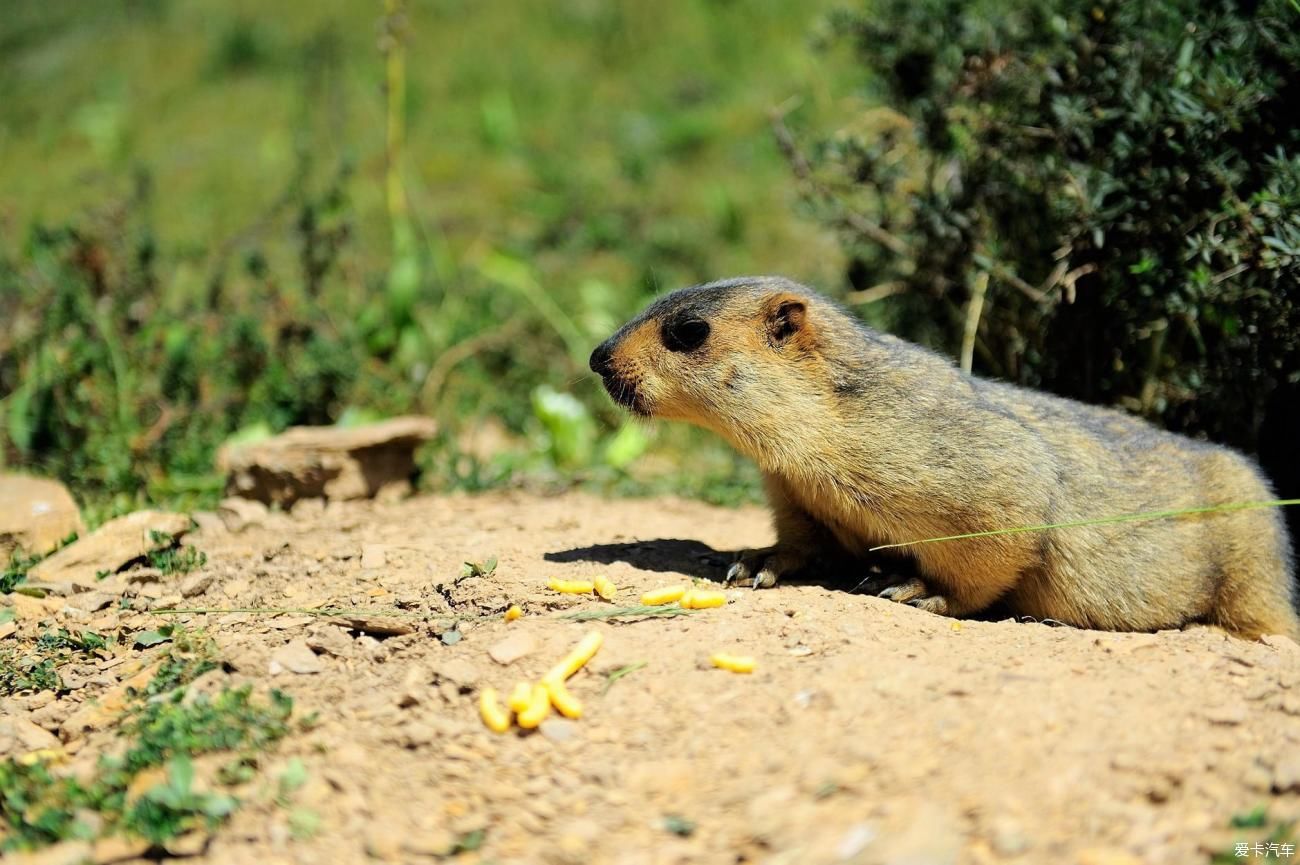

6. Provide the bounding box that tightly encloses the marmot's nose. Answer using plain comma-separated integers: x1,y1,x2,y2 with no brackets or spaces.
589,340,614,376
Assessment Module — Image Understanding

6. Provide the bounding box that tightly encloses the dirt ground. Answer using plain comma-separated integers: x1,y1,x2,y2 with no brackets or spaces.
10,490,1300,864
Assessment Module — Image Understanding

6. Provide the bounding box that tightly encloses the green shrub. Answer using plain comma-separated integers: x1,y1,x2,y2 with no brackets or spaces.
799,0,1299,475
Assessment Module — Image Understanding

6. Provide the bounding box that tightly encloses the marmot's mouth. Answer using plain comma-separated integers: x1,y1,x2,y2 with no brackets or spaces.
600,374,651,417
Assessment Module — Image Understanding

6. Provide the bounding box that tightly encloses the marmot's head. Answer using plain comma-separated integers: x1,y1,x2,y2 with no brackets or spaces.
590,276,844,459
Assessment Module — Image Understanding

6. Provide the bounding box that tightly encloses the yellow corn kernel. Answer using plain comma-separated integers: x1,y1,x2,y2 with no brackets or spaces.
710,653,756,674
593,575,617,601
516,683,552,729
544,677,584,719
504,604,523,622
640,584,687,606
682,589,726,609
543,629,604,684
507,681,533,714
479,688,512,733
548,577,595,594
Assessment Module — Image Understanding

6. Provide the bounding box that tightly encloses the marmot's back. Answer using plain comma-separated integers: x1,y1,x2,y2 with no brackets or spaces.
591,276,1298,639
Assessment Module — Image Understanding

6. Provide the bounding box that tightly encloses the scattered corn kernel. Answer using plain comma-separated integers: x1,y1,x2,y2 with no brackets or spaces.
682,589,727,609
640,584,687,606
516,683,552,729
593,575,617,601
543,629,604,684
710,653,756,674
548,577,595,594
507,681,533,714
504,604,523,622
544,677,584,719
479,688,512,733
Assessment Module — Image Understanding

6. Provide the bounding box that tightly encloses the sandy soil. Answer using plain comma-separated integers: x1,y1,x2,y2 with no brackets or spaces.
9,491,1300,864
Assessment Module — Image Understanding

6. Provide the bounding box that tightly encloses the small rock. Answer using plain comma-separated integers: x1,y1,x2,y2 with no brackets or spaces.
357,634,388,662
365,825,405,861
162,832,209,857
10,593,63,620
217,497,268,533
150,594,184,611
0,621,15,639
488,631,537,666
29,700,73,731
0,474,85,560
398,665,431,708
1261,633,1300,654
221,578,252,599
361,544,387,569
216,416,437,507
268,639,325,675
432,658,479,690
305,625,354,657
1204,704,1247,725
836,823,876,860
91,837,151,863
189,511,226,535
4,839,93,865
540,718,580,743
989,817,1028,856
0,716,61,757
1272,755,1300,793
29,510,191,588
66,592,116,613
180,573,216,597
403,829,456,858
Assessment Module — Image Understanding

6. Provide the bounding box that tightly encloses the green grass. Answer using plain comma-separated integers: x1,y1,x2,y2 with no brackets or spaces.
0,627,297,853
0,0,855,511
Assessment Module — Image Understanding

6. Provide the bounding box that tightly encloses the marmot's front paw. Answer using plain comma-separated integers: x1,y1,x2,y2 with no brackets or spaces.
872,576,950,615
724,546,806,589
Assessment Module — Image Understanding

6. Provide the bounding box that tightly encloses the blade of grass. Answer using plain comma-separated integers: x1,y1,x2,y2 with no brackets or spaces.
871,499,1300,552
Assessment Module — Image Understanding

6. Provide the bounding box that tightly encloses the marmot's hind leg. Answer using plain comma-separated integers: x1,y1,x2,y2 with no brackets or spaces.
1210,569,1299,640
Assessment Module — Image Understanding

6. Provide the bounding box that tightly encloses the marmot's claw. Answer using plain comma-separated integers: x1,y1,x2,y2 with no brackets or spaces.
752,567,778,589
907,595,950,615
878,577,928,604
877,577,950,615
724,561,748,586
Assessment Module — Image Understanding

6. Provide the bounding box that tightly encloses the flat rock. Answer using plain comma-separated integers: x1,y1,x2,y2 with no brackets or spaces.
217,497,268,533
0,474,85,559
488,631,537,666
216,416,437,507
28,511,191,588
0,715,61,757
268,639,325,675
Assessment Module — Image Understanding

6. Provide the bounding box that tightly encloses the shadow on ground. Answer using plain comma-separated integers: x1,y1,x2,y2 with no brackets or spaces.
545,538,731,579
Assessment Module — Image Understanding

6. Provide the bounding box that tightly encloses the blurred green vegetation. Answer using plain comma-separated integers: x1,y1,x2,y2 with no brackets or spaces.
0,0,854,514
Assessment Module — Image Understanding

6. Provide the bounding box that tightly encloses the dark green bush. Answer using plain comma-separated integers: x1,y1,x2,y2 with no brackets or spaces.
799,0,1299,498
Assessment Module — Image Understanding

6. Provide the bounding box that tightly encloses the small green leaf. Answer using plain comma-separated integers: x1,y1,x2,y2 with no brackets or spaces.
134,625,176,647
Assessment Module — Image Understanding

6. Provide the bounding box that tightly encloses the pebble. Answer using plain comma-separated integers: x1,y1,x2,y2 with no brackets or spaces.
180,573,216,597
1272,755,1300,793
361,544,387,569
540,718,580,744
268,640,325,675
488,631,537,666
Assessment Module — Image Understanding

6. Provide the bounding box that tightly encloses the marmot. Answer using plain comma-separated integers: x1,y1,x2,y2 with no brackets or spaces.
590,276,1298,640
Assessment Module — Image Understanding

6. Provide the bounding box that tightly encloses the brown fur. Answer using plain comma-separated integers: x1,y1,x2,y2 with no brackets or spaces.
590,276,1299,640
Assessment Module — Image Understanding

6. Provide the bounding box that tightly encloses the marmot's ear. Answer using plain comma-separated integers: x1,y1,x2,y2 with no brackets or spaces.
763,293,808,345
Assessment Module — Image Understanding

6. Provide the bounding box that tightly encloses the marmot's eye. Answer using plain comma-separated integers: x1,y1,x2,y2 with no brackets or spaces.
662,317,710,353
